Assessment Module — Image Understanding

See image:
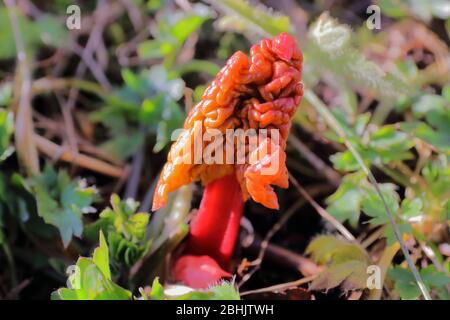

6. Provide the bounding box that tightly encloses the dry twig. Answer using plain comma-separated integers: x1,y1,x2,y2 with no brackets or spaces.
34,134,127,178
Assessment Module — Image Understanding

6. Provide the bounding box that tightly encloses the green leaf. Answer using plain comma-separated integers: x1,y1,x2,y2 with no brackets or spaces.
384,222,412,245
389,265,450,300
171,282,240,300
86,194,151,266
401,95,450,152
326,173,402,227
34,15,69,48
209,282,241,300
108,231,149,267
307,235,370,291
99,130,144,161
310,260,367,291
138,280,240,300
412,94,447,116
133,185,193,285
92,65,185,159
306,235,349,264
330,150,361,172
326,173,364,224
401,198,423,219
390,267,422,300
420,266,450,287
52,233,132,300
138,40,174,59
369,125,414,162
0,9,68,59
361,186,399,226
206,0,290,36
329,121,413,171
327,187,362,226
138,3,211,61
0,83,12,106
378,0,409,19
0,108,14,161
150,277,165,300
93,231,111,280
29,165,96,247
401,121,450,153
171,14,208,44
380,0,450,22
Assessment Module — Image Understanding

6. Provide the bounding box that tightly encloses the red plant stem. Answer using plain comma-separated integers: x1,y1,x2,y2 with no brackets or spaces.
186,174,244,267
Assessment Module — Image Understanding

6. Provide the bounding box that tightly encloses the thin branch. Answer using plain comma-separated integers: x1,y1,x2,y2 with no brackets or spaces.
361,226,386,249
124,137,145,199
289,173,355,241
244,238,322,276
34,134,127,178
4,279,31,299
62,0,113,124
55,93,80,157
240,275,317,297
32,77,105,98
5,0,40,175
71,43,112,92
288,135,341,187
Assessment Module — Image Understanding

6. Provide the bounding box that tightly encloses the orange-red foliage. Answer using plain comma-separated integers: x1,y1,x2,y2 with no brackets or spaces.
152,33,303,211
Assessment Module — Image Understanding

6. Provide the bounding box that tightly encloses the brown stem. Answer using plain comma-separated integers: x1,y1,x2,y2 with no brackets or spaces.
34,134,127,178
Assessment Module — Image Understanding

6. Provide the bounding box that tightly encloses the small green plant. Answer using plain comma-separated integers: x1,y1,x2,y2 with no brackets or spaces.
85,194,151,267
28,164,97,247
52,232,133,300
53,232,240,300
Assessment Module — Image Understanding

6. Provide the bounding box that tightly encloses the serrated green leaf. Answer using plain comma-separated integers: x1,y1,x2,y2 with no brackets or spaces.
310,260,367,291
362,187,399,226
401,198,423,219
384,222,412,245
330,150,361,172
209,282,241,300
29,165,96,247
307,236,370,291
92,66,185,158
88,194,151,266
327,187,362,226
389,265,450,300
420,266,450,287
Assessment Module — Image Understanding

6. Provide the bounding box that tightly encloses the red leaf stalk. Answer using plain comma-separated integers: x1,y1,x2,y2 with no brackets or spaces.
187,174,244,267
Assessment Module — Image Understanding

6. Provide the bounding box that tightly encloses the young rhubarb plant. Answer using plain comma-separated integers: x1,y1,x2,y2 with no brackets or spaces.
153,32,303,288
